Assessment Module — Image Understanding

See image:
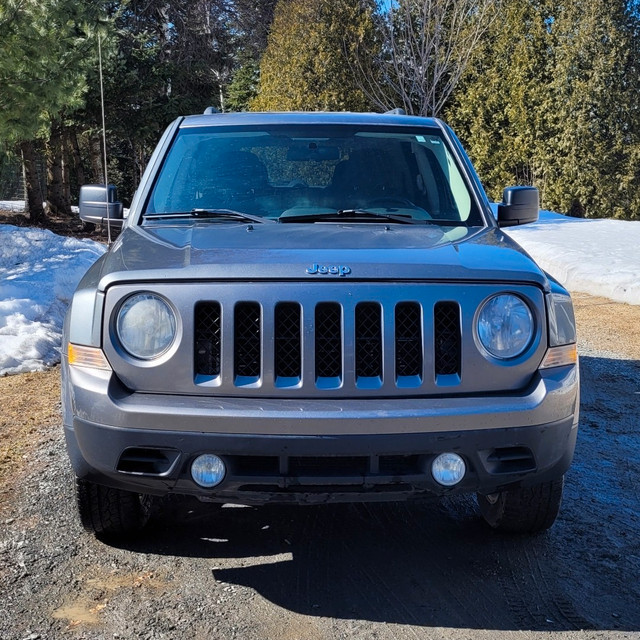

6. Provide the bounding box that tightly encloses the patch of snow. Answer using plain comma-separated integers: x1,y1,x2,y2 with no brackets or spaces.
505,211,640,306
0,199,80,214
0,200,27,213
0,224,105,375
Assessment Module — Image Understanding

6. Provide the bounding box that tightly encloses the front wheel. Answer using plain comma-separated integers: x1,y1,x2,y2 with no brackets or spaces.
477,476,564,534
76,477,152,539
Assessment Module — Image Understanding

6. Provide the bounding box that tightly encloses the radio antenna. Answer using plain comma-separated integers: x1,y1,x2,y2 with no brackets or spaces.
98,33,112,246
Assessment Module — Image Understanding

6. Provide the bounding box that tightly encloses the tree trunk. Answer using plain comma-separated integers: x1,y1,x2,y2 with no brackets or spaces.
68,126,86,189
61,126,72,207
89,133,105,184
19,140,45,223
46,121,72,216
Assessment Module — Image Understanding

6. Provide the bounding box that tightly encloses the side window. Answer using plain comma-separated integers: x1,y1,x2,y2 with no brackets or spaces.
148,135,200,213
413,139,471,221
445,150,472,219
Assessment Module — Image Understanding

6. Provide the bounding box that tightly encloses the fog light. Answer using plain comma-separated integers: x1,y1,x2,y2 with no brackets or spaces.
191,454,226,488
432,453,466,486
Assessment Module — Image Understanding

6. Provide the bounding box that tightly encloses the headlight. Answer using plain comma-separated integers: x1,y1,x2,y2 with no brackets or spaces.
116,293,177,359
477,294,534,359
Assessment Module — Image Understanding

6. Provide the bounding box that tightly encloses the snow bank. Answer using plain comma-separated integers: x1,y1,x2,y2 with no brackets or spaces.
0,224,105,375
505,211,640,306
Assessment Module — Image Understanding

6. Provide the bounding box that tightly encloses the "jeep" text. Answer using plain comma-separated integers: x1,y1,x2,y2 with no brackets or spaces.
306,263,352,277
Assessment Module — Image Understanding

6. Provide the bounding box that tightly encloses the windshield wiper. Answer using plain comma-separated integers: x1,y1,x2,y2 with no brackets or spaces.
278,209,470,226
278,209,423,225
143,209,274,224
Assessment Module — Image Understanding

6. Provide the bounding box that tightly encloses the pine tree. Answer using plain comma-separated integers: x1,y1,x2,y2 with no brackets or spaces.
448,0,640,218
446,0,553,202
542,0,640,219
0,1,105,220
226,59,261,112
251,0,377,112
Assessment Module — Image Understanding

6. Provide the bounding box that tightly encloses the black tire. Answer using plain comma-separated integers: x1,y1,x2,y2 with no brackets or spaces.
477,476,564,534
75,477,152,539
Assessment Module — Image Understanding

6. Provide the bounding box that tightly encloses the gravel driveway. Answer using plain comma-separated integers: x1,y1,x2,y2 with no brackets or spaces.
1,292,639,640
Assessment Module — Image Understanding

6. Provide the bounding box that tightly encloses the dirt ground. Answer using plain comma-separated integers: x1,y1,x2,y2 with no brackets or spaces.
0,286,639,638
571,292,640,361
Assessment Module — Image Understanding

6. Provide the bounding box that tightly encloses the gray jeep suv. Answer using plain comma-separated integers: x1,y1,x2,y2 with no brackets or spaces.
62,110,579,539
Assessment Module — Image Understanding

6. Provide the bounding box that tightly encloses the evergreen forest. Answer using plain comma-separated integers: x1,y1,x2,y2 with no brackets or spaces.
1,0,639,221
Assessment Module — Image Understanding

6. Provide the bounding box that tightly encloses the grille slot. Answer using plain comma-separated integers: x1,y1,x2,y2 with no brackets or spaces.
379,455,421,475
234,302,261,379
274,302,302,379
434,301,461,376
230,456,280,475
355,302,382,379
395,302,422,378
195,302,221,376
289,456,369,476
315,303,342,379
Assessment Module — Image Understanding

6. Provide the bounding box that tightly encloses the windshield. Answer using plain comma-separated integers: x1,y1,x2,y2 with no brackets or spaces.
143,124,484,225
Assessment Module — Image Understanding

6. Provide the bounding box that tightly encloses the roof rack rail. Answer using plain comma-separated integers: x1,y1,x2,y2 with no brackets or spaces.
203,106,220,114
385,108,406,115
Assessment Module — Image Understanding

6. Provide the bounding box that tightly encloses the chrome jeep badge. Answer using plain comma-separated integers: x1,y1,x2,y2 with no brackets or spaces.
306,263,352,277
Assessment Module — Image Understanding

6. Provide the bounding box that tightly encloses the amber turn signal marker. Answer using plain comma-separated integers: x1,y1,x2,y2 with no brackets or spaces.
540,344,578,369
68,343,111,370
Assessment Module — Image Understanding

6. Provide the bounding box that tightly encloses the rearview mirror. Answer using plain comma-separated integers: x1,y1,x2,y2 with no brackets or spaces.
497,186,539,227
79,184,124,227
286,144,340,161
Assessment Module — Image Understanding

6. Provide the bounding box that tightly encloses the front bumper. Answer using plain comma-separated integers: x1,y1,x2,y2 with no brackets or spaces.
63,363,579,504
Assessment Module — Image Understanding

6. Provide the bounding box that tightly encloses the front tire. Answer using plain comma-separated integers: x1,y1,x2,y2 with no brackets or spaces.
477,476,564,534
76,477,152,539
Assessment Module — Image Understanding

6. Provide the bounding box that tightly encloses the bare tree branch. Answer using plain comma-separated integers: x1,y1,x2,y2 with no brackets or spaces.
351,0,500,117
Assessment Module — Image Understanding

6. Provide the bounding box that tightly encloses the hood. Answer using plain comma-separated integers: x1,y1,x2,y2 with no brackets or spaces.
95,221,549,290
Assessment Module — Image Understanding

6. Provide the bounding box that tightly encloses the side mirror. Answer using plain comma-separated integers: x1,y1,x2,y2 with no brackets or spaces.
79,184,124,227
497,186,539,227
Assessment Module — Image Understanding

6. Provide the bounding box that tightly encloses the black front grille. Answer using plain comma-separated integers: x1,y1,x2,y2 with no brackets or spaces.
434,301,461,375
195,302,221,376
226,455,421,479
355,302,382,378
395,302,422,377
274,302,302,378
315,303,342,378
235,302,261,378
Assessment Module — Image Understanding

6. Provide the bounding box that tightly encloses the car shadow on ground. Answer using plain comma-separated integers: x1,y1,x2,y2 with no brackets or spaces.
112,490,634,633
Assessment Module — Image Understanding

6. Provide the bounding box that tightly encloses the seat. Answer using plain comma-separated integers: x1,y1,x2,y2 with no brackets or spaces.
197,149,273,214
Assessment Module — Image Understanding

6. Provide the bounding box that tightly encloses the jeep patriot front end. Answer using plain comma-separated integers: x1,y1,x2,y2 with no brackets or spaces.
62,111,579,538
